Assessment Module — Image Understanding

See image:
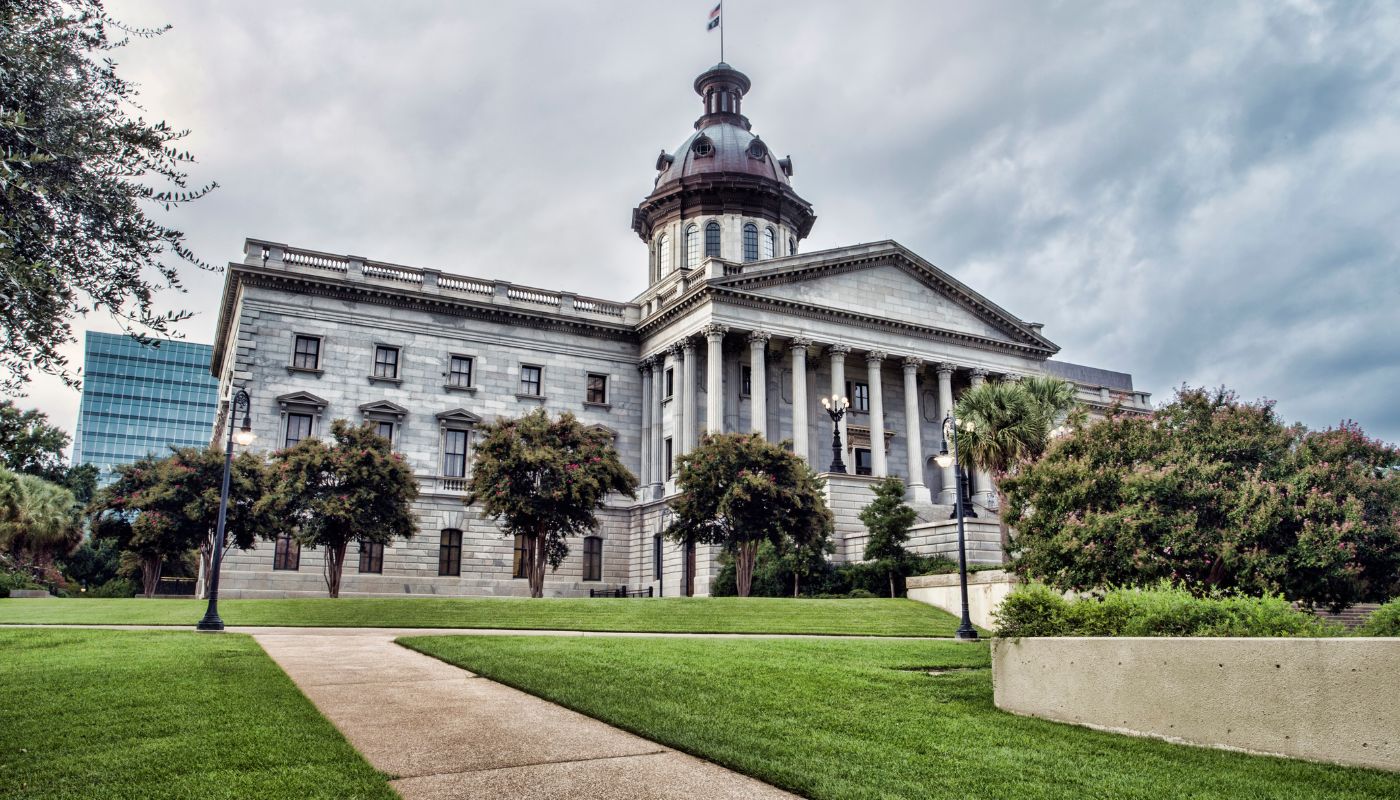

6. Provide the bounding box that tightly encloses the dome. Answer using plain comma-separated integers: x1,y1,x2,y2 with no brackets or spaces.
653,124,792,190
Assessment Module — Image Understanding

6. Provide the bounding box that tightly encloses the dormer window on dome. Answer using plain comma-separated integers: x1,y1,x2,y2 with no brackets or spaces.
692,135,714,157
747,138,767,160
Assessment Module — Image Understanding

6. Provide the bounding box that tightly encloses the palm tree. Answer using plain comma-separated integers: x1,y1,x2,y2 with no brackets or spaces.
0,473,82,574
954,376,1079,557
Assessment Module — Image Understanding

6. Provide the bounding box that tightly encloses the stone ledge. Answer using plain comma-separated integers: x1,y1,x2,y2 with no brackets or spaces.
907,569,1014,590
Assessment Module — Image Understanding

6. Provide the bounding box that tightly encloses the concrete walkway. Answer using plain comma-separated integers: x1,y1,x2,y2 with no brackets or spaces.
253,629,799,800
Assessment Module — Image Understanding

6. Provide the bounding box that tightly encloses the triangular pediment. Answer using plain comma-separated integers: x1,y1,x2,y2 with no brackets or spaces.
435,408,482,426
711,242,1056,352
276,390,328,409
359,400,408,418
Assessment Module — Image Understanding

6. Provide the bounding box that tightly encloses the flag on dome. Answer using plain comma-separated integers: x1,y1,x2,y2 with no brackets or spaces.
707,3,721,31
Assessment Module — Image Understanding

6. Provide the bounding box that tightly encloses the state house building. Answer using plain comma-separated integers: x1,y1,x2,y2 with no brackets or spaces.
212,63,1149,597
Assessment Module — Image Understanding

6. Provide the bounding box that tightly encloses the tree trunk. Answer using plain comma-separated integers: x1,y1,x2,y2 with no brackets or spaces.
734,540,757,597
527,531,546,598
994,469,1013,563
793,571,799,598
889,571,896,599
141,555,162,598
196,540,212,599
324,540,349,598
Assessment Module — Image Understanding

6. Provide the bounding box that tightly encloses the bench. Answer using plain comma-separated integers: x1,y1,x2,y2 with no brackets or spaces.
588,585,655,598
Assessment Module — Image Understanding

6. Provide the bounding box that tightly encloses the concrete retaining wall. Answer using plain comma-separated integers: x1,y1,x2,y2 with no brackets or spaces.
906,570,1016,630
993,637,1400,772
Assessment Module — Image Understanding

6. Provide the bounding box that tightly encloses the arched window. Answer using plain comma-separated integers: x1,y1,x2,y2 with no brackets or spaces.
742,223,758,262
684,224,699,269
657,233,671,275
762,227,776,259
705,221,721,258
789,236,797,256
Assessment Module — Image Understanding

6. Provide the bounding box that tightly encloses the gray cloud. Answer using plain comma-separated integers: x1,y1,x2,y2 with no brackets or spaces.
20,0,1400,445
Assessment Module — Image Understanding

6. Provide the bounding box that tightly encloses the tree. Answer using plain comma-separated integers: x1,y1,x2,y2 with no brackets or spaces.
667,432,833,597
89,453,195,596
953,375,1079,554
0,469,81,579
155,446,270,597
260,420,418,598
465,409,636,598
1001,387,1400,610
859,477,917,598
0,401,99,501
1,1,216,392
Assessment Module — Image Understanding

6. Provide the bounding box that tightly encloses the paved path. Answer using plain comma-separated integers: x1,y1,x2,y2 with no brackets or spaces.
252,629,800,800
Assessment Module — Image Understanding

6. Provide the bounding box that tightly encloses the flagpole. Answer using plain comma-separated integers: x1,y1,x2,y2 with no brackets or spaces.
720,5,725,62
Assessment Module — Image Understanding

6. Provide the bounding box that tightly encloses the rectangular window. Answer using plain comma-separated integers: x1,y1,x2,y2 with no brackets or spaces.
665,367,675,399
292,335,320,369
652,535,662,580
448,355,473,387
375,421,395,444
285,413,313,447
741,365,752,397
512,534,528,579
442,429,468,477
664,438,674,480
855,448,873,476
586,373,608,404
520,364,543,396
358,540,384,574
273,532,300,571
846,381,870,412
373,345,400,379
583,536,603,582
438,529,462,576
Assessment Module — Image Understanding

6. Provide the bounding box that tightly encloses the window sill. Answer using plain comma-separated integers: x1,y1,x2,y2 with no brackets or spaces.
368,375,403,386
583,401,612,411
662,396,675,405
515,393,546,402
286,366,323,376
443,384,479,393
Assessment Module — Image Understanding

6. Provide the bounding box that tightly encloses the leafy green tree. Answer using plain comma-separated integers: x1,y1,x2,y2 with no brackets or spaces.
0,469,81,580
260,420,418,598
1,0,216,391
668,432,833,597
157,446,270,597
953,375,1079,554
0,401,68,477
1002,387,1400,610
90,454,193,596
859,477,917,598
466,409,636,598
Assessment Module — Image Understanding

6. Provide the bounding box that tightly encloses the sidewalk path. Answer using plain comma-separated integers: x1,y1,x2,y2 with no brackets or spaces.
252,629,799,800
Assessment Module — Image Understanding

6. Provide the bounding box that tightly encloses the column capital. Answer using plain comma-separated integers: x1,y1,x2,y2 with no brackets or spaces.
970,367,989,378
638,357,655,375
865,350,887,364
700,323,729,340
666,341,686,359
826,343,851,357
788,336,814,352
680,337,697,353
935,362,957,377
747,330,772,346
902,355,924,371
1002,372,1022,382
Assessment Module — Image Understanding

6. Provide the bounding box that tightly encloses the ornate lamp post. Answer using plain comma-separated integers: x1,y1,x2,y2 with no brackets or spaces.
819,394,850,473
935,411,979,642
196,388,256,632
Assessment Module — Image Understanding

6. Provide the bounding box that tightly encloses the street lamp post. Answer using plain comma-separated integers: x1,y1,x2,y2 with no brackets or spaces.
936,411,979,642
196,388,256,632
819,394,850,473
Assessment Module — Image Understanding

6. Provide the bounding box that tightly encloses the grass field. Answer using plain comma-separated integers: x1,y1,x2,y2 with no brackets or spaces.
403,635,1400,800
0,596,960,636
0,628,395,800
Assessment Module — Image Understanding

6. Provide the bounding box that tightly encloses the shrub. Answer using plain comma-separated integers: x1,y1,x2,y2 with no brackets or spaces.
712,550,954,598
994,583,1341,638
1354,599,1400,637
85,578,138,598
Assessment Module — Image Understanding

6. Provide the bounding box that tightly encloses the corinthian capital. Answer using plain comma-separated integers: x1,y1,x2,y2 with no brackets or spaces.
865,350,887,364
902,355,924,370
789,336,814,351
826,343,852,357
700,323,729,340
747,330,772,345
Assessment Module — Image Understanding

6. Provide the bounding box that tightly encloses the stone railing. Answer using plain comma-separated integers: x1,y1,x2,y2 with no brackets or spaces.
244,238,640,325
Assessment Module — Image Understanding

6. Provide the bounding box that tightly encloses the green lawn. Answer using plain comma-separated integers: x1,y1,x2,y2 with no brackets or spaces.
403,635,1400,800
0,629,395,800
0,596,960,636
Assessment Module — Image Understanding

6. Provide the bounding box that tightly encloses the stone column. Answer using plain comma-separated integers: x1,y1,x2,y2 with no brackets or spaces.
650,357,665,499
667,343,685,479
936,363,957,505
827,344,850,473
681,338,698,454
969,368,994,508
748,331,771,437
702,324,727,434
902,357,930,503
638,358,653,488
789,338,812,461
866,351,887,477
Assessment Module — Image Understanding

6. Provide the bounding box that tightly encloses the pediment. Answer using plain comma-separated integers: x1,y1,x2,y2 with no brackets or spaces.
588,424,619,440
712,243,1056,352
359,400,408,418
276,390,328,409
435,408,482,426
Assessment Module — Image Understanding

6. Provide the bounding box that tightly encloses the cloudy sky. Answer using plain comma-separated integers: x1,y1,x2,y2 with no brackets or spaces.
21,0,1400,445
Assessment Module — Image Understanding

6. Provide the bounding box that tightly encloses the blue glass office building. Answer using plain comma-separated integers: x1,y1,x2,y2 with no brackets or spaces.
72,332,220,485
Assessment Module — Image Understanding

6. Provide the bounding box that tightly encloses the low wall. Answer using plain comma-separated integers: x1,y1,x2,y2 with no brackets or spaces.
906,518,1003,565
906,570,1016,630
993,637,1400,772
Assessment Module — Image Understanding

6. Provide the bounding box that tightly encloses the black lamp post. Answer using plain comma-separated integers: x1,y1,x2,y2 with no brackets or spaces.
819,393,850,472
936,411,979,642
196,388,255,632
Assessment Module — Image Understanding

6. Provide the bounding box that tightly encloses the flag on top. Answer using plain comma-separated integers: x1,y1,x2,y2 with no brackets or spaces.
707,2,722,31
